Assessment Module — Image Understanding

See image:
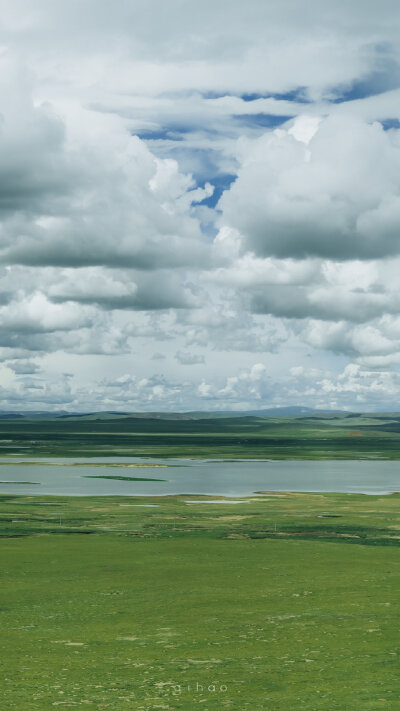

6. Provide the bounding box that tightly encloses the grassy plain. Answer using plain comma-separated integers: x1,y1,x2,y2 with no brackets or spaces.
1,414,399,709
1,491,400,710
1,411,400,459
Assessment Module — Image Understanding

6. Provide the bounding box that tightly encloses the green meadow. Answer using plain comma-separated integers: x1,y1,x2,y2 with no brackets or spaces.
1,490,399,710
1,414,399,709
2,411,400,459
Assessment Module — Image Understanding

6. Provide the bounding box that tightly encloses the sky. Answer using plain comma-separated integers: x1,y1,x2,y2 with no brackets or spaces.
1,0,400,412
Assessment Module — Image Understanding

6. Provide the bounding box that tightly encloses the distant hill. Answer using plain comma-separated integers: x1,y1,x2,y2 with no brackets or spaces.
0,406,350,420
241,406,347,417
0,410,70,419
58,406,349,420
0,412,25,419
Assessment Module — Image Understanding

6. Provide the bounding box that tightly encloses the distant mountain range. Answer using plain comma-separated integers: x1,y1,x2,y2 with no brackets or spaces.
236,406,347,417
0,406,349,419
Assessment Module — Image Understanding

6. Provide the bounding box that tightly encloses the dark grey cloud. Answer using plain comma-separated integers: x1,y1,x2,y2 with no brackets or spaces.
6,359,41,374
47,268,199,311
250,284,400,323
0,68,74,215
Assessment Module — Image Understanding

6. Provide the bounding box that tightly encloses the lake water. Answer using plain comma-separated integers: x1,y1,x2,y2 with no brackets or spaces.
0,457,399,496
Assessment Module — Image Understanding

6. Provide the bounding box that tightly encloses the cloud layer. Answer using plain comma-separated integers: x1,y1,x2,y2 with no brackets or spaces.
1,1,400,411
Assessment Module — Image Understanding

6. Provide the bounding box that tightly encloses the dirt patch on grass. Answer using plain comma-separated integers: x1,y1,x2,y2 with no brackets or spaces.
159,515,187,520
186,658,222,664
89,508,113,512
274,531,360,538
212,515,251,522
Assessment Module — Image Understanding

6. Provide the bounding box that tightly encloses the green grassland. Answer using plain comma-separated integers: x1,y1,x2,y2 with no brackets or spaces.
2,411,400,459
1,491,400,710
1,414,399,709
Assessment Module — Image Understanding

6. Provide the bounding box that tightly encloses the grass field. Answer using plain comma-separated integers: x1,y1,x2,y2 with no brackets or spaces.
1,491,399,710
1,414,399,709
2,411,400,459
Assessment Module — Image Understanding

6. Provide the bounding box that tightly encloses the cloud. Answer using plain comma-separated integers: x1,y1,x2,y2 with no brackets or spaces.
6,0,396,101
6,359,41,374
279,361,400,410
219,115,400,260
314,363,400,408
47,267,198,310
300,317,400,361
177,302,288,353
175,351,205,366
0,373,75,407
0,54,74,215
0,140,210,271
0,56,210,275
1,356,399,413
0,1,400,412
250,282,400,322
1,292,94,332
211,248,400,326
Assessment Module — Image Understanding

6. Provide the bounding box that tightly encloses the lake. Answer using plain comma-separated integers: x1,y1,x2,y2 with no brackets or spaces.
0,457,399,496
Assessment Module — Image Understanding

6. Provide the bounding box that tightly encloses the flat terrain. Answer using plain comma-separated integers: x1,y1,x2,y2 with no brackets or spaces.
1,491,399,710
1,414,399,708
2,411,400,459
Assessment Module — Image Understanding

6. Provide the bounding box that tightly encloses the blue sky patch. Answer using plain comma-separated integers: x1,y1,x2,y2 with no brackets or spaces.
380,118,400,130
241,87,310,103
329,60,400,103
197,174,237,208
135,128,187,141
233,113,293,128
